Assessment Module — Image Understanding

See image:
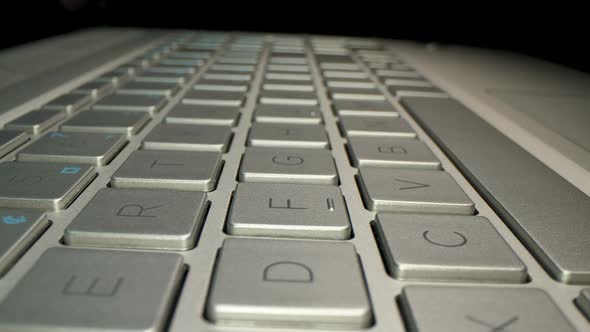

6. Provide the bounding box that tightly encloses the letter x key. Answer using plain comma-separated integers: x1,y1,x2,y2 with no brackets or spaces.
466,315,518,331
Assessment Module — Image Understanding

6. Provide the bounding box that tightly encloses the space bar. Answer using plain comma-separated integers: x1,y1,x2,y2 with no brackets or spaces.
402,97,590,284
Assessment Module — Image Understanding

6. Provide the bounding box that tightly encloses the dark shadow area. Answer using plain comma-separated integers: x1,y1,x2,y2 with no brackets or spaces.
2,1,589,73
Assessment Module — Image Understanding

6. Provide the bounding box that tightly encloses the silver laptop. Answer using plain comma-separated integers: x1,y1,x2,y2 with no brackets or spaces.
0,28,588,332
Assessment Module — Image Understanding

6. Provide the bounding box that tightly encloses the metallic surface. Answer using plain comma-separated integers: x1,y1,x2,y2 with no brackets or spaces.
65,189,207,250
403,97,590,284
0,29,588,332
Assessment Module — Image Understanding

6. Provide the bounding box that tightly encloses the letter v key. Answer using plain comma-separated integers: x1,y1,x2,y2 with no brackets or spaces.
394,179,430,190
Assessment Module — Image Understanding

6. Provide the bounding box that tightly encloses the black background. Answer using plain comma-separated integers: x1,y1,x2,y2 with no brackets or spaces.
2,1,589,74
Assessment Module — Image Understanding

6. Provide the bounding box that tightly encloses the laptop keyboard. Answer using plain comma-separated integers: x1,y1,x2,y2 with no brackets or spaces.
0,31,587,331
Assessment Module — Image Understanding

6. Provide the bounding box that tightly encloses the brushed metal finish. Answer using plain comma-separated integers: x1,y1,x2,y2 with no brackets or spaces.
403,97,590,284
0,30,588,332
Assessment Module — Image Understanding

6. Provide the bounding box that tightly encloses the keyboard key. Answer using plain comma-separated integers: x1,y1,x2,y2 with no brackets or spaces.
210,64,256,72
95,69,133,86
65,188,207,249
375,214,527,282
62,111,150,136
43,93,92,114
315,54,352,63
93,94,167,115
134,72,189,85
0,209,48,276
248,123,329,149
166,103,239,126
259,90,318,106
265,72,311,81
375,69,422,79
358,167,475,214
227,183,351,239
0,248,184,332
144,65,196,75
388,84,448,98
206,238,372,328
366,62,388,69
323,71,368,79
203,72,252,81
320,62,360,70
158,58,203,67
217,56,259,64
112,150,222,191
329,89,386,101
576,289,590,319
194,79,249,92
263,78,314,89
6,110,66,135
0,130,28,158
267,64,309,72
384,78,434,87
347,137,441,169
269,56,307,64
239,147,338,185
168,50,211,59
72,80,114,98
255,104,322,124
183,90,245,107
262,83,314,92
18,132,126,166
143,123,232,152
117,81,180,98
326,80,376,89
400,286,576,332
339,115,416,138
0,162,95,210
332,99,399,117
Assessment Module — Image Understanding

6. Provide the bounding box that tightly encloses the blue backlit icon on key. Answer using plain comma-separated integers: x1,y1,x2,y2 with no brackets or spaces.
49,132,66,138
60,166,81,174
2,215,27,225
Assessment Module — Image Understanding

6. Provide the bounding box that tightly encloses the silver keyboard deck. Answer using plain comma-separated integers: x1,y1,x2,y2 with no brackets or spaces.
0,31,588,332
